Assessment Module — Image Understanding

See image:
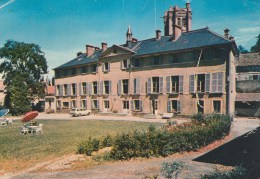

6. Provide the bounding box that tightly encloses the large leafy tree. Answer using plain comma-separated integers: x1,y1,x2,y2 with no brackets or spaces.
0,40,48,115
251,34,260,53
238,45,249,54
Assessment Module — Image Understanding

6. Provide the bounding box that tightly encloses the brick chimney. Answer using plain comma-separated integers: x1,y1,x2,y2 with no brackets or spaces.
224,28,230,39
95,47,100,51
86,45,95,57
77,51,83,57
132,38,138,42
229,36,235,41
173,25,182,40
156,30,161,40
101,42,107,51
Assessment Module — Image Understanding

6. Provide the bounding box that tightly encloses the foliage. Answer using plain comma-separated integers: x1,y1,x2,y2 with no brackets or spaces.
161,161,185,179
251,34,260,53
191,112,205,123
101,135,114,147
109,114,231,160
238,45,249,54
77,137,100,156
200,166,247,179
0,40,48,115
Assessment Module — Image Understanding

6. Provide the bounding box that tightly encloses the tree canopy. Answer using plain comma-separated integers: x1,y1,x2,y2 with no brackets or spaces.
238,45,249,54
250,34,260,53
0,40,48,115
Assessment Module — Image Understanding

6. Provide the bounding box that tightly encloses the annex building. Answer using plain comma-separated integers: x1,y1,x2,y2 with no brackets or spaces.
54,2,238,116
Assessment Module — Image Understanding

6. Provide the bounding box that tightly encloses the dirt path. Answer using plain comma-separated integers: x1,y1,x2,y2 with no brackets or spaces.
2,118,259,179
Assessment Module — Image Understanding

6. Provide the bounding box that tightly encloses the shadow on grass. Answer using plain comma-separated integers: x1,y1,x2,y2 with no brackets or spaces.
194,127,260,178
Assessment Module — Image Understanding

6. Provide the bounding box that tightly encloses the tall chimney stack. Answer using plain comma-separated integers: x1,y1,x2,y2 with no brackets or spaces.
101,42,107,51
156,30,161,40
224,28,230,39
86,45,95,57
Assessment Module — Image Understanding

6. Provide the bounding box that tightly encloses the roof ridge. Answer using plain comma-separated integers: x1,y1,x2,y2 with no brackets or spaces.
206,27,232,42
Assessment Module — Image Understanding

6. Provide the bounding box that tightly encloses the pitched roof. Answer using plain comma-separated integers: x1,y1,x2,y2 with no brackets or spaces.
53,50,102,70
236,93,260,102
236,53,260,66
132,28,233,57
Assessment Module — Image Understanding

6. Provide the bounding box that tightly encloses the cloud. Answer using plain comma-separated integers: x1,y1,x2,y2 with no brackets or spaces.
238,26,260,33
0,0,15,10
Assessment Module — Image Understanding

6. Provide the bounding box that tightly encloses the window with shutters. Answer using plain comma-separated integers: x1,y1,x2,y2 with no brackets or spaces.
71,83,77,96
104,81,110,94
56,100,61,109
57,85,62,96
82,82,87,95
104,100,110,109
133,100,141,111
213,100,221,113
81,100,87,109
171,100,178,112
171,76,179,93
197,74,205,92
103,62,110,72
64,84,68,96
91,64,98,73
123,100,129,109
197,100,204,114
167,100,181,113
121,59,130,69
92,100,99,109
63,102,69,109
122,79,129,94
93,81,98,95
71,100,76,108
133,78,141,94
152,77,159,93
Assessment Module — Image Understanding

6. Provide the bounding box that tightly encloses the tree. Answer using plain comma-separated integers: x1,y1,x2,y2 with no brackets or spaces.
0,40,48,115
238,45,249,54
251,34,260,53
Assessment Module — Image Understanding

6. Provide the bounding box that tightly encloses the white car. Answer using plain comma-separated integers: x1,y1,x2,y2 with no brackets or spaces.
69,108,91,117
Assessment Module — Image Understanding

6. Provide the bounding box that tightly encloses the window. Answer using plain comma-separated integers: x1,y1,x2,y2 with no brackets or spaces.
72,68,77,75
123,101,129,109
71,100,76,108
104,100,110,109
133,78,141,95
167,100,181,113
56,85,63,96
122,79,129,94
81,100,87,109
92,100,99,109
147,77,163,94
153,56,160,65
102,62,110,72
213,100,221,113
63,102,69,109
121,59,130,69
169,54,178,63
71,83,77,96
212,72,223,93
91,64,98,73
93,81,98,95
63,69,69,76
177,18,181,26
132,59,140,68
197,74,205,92
171,76,179,93
81,66,87,74
82,82,87,95
64,84,68,96
56,100,61,109
104,81,111,94
182,18,186,27
132,100,142,111
197,100,204,114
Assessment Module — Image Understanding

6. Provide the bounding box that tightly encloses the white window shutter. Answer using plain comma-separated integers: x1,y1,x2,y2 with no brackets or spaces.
67,84,71,96
166,76,171,93
179,76,183,93
75,83,77,96
127,59,130,68
109,81,112,94
100,81,103,95
118,80,121,95
86,82,89,95
147,78,151,94
212,73,217,93
159,77,164,94
89,83,92,95
139,100,143,111
189,75,195,93
97,100,100,109
205,74,210,93
79,83,82,96
167,100,171,112
97,82,100,95
177,100,181,113
108,63,110,72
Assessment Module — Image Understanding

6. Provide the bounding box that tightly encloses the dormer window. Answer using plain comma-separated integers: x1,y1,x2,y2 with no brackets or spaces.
113,48,117,54
91,64,98,73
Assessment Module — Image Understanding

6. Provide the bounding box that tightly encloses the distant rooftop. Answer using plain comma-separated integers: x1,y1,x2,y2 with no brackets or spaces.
236,53,260,67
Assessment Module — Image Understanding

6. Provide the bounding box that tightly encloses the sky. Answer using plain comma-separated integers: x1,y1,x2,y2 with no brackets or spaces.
0,0,260,77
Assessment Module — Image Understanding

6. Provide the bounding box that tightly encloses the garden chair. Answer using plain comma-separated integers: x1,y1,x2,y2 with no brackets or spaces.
20,126,29,135
34,124,43,135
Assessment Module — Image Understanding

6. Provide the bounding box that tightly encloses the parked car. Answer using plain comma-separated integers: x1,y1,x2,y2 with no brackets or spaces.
69,108,91,117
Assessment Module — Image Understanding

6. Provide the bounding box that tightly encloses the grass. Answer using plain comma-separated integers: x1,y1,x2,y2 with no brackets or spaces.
0,119,160,173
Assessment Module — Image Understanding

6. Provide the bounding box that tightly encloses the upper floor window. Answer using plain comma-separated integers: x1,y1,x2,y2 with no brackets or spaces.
91,64,98,73
72,68,77,75
81,66,87,74
177,18,181,26
80,82,88,95
153,56,161,65
133,78,141,95
132,59,142,68
103,80,111,95
121,59,130,69
92,81,98,95
166,76,183,93
122,79,129,94
71,83,77,96
147,77,163,94
64,84,68,96
102,62,110,72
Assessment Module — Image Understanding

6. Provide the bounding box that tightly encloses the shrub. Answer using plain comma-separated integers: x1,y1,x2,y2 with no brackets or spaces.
161,161,184,179
200,166,247,179
191,112,205,123
101,135,114,147
77,137,100,156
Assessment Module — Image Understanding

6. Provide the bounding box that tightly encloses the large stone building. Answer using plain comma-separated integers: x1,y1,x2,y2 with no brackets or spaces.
54,3,238,116
236,53,260,117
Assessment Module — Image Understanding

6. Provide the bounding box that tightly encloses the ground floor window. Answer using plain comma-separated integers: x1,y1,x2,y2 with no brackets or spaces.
92,100,99,109
213,100,221,113
57,100,61,109
63,102,69,109
81,100,87,109
167,100,181,113
123,100,129,109
132,100,142,111
197,100,204,114
104,100,110,109
71,100,76,108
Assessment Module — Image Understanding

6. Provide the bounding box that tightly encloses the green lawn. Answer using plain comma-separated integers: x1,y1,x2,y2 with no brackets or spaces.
0,119,160,172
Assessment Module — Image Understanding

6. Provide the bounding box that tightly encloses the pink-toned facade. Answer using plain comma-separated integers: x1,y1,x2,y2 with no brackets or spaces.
54,3,238,116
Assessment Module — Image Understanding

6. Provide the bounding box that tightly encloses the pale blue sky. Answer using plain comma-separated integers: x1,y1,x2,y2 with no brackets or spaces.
0,0,260,77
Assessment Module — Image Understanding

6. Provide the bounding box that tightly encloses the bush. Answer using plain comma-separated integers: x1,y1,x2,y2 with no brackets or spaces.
110,114,231,160
101,135,114,147
77,137,100,156
200,166,247,179
161,161,185,179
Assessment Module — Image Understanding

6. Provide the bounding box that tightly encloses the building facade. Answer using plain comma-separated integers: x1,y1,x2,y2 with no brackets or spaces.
235,53,260,117
54,3,238,116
